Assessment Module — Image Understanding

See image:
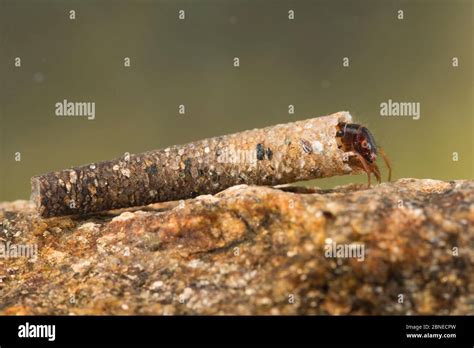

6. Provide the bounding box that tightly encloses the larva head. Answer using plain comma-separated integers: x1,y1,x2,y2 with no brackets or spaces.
356,126,378,163
336,122,378,163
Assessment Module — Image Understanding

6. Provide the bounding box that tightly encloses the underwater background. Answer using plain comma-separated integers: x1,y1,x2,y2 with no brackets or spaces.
1,0,472,201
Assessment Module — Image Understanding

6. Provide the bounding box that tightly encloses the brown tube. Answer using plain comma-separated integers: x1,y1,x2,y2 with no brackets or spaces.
31,111,360,217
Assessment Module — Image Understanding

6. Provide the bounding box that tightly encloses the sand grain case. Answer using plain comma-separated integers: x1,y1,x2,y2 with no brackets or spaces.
31,111,360,217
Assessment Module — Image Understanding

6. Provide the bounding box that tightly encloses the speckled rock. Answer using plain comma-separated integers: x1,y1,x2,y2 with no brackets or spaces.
0,179,473,315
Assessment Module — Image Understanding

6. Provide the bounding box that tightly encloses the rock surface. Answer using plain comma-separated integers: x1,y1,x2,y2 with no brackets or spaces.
0,179,473,315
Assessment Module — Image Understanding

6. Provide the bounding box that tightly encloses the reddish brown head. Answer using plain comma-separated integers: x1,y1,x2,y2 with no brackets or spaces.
336,122,378,163
335,122,392,186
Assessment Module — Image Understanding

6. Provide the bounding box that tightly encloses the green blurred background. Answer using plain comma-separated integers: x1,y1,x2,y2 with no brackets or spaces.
0,0,472,201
